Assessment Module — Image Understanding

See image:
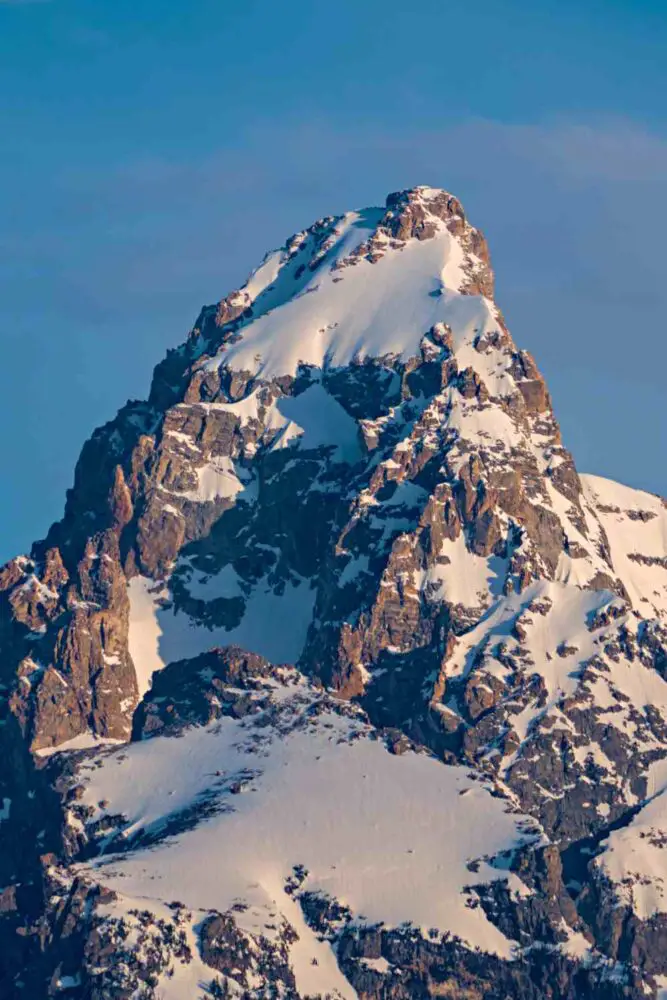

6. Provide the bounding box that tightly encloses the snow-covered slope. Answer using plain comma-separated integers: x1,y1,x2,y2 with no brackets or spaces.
67,673,538,998
0,186,666,1000
204,203,487,380
582,473,667,618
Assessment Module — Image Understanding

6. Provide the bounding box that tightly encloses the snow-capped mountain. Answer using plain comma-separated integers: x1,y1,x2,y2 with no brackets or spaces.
1,186,667,999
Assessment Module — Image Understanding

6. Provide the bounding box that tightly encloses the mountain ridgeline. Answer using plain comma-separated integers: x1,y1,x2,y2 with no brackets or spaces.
1,186,667,999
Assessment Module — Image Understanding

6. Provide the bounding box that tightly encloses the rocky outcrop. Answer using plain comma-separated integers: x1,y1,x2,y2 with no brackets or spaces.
132,645,285,737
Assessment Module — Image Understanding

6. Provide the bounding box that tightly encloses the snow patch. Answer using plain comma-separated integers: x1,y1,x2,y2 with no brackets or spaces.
75,691,537,963
128,572,316,672
34,734,124,759
207,221,495,382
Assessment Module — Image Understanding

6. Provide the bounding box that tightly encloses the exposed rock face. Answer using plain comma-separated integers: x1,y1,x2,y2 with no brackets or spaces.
131,645,284,737
1,185,666,999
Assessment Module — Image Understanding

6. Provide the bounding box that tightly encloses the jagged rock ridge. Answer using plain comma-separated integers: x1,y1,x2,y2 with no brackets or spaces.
0,186,667,999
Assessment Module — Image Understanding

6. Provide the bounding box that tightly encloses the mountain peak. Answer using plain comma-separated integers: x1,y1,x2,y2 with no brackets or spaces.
384,183,464,213
184,185,494,384
384,183,466,224
1,186,667,1000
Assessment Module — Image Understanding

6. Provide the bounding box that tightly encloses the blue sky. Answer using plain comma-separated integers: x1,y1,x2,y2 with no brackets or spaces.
1,0,666,561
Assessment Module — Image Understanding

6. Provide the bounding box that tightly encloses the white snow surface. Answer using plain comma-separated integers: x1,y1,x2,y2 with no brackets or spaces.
127,576,166,698
34,733,124,758
444,574,667,773
271,382,362,462
205,200,493,382
582,473,667,619
419,534,504,609
171,456,250,504
74,681,537,991
446,580,612,723
128,572,316,691
596,788,667,919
